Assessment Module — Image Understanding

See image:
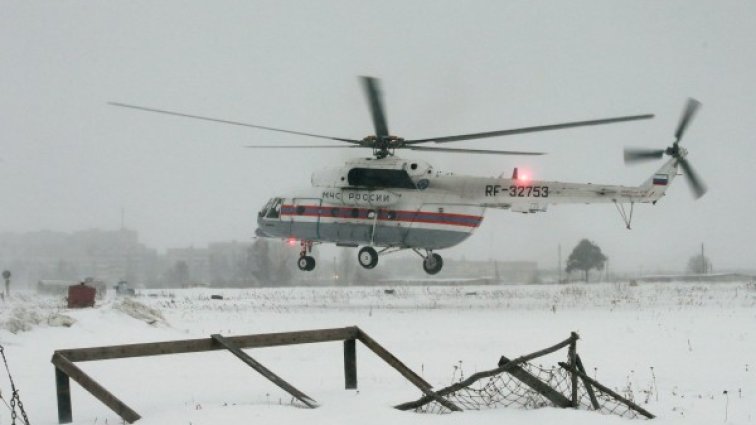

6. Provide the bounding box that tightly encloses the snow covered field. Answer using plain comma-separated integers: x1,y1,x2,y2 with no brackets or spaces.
0,281,754,425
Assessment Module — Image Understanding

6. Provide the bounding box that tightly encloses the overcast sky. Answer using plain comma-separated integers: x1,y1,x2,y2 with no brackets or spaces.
1,1,755,273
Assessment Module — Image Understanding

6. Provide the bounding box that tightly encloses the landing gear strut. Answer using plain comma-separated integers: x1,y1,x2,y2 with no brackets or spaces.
297,240,316,272
416,249,443,275
358,246,379,269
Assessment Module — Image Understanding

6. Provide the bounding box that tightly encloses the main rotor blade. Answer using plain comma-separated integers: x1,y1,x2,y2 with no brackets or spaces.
404,146,544,156
108,102,361,144
674,98,701,143
624,147,665,164
677,157,707,199
404,114,654,145
360,76,390,138
244,145,361,149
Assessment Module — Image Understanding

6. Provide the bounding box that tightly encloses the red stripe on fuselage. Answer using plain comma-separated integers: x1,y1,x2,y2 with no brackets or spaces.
280,205,482,228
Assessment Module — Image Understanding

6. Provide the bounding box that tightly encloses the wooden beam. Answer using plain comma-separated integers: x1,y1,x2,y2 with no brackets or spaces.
498,333,579,367
355,328,431,391
58,327,359,362
210,334,318,408
575,355,600,410
499,356,572,408
558,362,655,419
51,353,141,424
55,367,72,424
344,339,357,390
355,328,461,412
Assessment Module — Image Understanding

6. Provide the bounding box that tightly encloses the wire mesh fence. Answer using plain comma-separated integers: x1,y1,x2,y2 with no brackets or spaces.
405,335,654,420
415,363,646,419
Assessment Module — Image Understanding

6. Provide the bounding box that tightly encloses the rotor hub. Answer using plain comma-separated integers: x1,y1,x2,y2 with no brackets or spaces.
361,135,406,158
665,143,687,159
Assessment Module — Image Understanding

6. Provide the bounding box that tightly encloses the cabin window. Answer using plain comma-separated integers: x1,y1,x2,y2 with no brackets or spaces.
386,210,397,220
350,208,359,218
347,168,417,189
331,207,339,217
296,205,305,215
411,163,418,170
367,210,376,219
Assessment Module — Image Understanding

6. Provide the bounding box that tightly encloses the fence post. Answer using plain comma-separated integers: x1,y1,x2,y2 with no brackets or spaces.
344,338,357,389
568,332,579,408
575,354,600,410
55,366,73,424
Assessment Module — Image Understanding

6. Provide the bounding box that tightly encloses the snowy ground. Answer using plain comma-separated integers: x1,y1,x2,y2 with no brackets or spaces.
0,281,754,425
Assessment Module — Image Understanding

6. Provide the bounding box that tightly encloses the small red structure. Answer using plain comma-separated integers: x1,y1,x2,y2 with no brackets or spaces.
67,283,96,308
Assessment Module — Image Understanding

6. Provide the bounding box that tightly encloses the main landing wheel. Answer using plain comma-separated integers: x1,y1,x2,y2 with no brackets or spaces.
358,246,378,269
297,255,316,272
422,253,443,275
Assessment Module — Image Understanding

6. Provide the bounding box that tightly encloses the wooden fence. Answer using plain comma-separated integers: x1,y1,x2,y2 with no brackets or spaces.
51,326,459,424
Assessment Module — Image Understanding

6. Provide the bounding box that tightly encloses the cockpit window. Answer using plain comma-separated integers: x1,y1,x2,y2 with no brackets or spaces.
261,198,283,219
258,199,274,217
347,168,417,189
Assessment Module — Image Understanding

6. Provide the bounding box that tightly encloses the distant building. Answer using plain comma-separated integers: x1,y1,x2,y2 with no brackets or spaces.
164,246,210,285
0,229,159,287
163,241,254,287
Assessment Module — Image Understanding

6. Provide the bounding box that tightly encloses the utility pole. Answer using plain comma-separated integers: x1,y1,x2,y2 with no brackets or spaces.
2,270,10,299
558,244,562,284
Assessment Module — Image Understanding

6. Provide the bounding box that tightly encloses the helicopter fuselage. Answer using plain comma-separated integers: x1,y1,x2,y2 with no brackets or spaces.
256,155,678,251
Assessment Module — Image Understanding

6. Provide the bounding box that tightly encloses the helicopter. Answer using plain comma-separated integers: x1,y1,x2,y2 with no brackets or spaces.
111,77,706,275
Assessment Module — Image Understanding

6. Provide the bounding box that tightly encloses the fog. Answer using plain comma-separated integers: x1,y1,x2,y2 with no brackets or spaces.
1,1,755,273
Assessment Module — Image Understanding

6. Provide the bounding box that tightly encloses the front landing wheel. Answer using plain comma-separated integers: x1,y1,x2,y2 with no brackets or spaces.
297,255,316,271
358,247,378,269
422,253,443,275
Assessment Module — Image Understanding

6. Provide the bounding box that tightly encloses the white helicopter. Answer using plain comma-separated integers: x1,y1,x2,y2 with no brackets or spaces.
111,77,705,274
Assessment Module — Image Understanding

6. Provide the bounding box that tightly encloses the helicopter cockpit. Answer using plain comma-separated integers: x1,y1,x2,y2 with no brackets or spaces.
258,197,283,219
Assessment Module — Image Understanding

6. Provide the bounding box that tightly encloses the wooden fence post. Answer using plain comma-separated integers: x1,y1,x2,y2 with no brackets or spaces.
568,332,579,408
558,362,655,419
51,353,141,423
55,366,73,424
344,339,357,390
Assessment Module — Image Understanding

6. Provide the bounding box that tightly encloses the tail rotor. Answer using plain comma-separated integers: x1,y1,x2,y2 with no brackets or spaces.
624,98,707,199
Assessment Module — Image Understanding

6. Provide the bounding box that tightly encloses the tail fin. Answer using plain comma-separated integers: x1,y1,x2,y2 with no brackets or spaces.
640,157,679,201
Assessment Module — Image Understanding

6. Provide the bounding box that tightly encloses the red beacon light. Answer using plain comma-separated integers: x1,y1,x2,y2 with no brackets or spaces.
287,237,297,246
512,167,532,185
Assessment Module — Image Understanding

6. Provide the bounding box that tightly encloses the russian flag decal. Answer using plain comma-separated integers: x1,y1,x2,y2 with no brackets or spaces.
653,174,669,186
